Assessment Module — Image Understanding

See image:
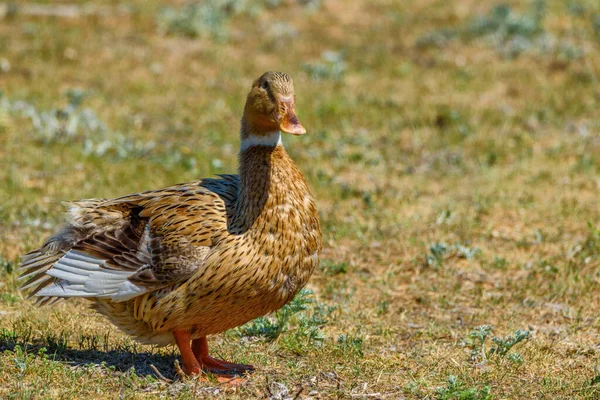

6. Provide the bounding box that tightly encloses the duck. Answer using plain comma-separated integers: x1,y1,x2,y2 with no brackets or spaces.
18,71,322,379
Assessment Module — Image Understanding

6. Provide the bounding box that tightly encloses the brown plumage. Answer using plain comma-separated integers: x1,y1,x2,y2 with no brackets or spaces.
18,71,322,378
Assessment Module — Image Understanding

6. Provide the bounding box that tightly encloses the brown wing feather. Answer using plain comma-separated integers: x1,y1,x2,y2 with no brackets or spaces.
18,176,240,300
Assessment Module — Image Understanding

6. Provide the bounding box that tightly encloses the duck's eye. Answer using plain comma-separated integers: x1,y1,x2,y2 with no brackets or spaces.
261,80,269,90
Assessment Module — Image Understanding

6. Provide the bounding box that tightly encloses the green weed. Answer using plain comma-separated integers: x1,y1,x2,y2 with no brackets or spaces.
426,242,449,267
436,375,492,400
335,334,364,358
464,325,531,364
426,242,481,267
320,260,349,276
238,289,329,342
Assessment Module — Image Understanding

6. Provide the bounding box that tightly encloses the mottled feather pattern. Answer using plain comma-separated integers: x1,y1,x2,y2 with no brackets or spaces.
18,146,321,345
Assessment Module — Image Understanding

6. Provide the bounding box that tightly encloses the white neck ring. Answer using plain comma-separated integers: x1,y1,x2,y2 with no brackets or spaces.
240,131,283,152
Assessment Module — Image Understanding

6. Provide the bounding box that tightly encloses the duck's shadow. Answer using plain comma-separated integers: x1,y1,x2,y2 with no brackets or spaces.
0,335,178,379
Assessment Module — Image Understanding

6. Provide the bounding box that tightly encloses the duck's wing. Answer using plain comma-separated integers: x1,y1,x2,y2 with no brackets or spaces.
18,176,239,304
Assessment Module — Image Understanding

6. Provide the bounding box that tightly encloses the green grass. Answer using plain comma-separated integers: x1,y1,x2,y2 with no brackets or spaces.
1,0,600,398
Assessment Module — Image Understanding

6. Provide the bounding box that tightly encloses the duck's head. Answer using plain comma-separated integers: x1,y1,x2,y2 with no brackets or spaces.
242,71,306,138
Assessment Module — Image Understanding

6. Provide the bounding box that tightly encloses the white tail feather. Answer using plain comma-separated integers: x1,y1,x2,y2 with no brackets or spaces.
37,250,146,302
19,274,52,290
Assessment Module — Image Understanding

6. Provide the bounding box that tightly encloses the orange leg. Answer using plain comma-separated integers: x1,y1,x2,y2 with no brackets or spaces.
172,331,253,384
172,330,201,376
192,336,254,373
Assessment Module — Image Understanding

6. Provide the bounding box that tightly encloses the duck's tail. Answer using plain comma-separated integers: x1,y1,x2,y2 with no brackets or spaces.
17,199,119,305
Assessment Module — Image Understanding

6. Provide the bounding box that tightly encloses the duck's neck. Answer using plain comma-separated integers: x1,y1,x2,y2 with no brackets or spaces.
239,116,282,148
233,118,304,231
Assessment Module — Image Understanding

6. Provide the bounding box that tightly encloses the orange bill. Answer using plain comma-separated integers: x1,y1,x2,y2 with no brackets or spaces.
276,95,306,135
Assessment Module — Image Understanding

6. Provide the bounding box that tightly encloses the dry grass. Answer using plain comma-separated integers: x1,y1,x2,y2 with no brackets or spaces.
1,0,600,398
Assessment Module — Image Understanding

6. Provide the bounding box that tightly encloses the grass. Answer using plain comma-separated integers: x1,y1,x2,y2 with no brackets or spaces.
0,0,599,398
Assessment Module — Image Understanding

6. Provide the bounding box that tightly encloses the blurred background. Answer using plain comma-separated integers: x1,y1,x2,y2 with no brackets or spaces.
0,0,600,398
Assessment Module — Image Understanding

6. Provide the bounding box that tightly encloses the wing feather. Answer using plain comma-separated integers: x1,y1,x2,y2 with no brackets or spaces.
19,177,239,304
